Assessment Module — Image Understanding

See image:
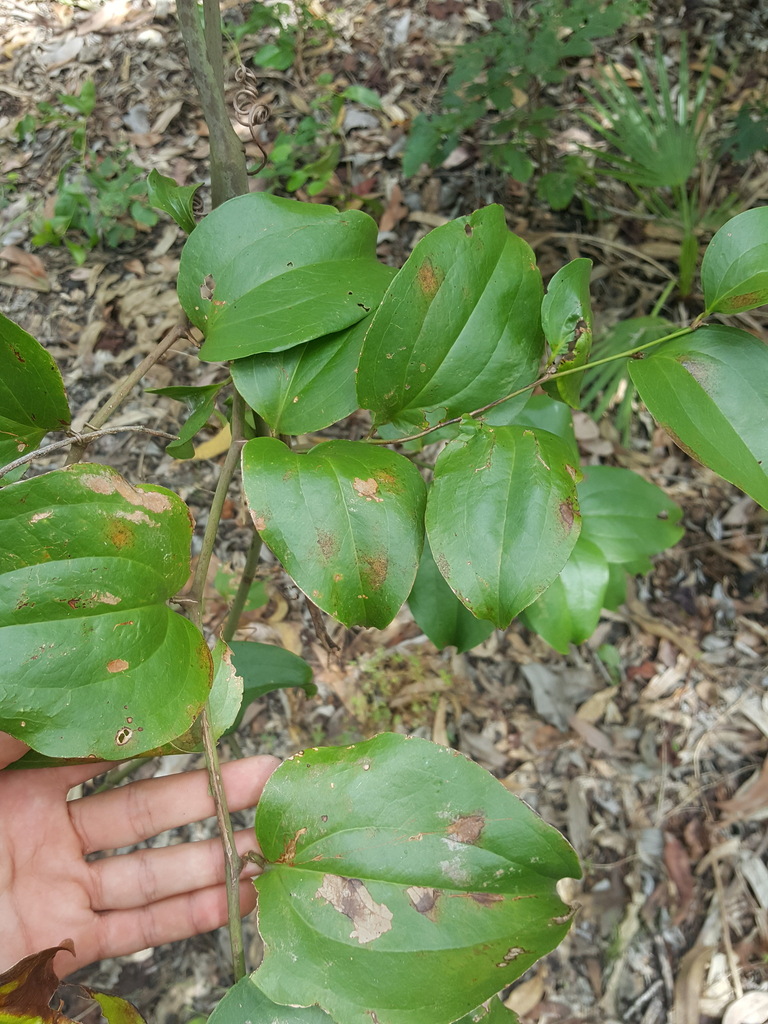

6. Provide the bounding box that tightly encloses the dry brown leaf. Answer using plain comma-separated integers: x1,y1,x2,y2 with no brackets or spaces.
718,756,768,824
503,964,547,1016
192,423,232,461
722,992,768,1024
673,944,713,1024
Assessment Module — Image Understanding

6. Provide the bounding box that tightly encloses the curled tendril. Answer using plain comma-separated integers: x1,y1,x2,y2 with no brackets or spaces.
234,64,271,173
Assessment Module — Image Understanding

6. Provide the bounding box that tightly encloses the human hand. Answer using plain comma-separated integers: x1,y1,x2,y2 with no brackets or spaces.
0,732,278,977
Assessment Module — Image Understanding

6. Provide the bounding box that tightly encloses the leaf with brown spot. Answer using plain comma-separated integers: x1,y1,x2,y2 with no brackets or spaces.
0,464,211,760
629,324,768,509
241,438,426,628
357,205,543,429
253,733,580,1024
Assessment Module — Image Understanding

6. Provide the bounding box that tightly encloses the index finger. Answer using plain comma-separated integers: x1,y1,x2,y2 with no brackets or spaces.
0,732,30,770
70,754,280,854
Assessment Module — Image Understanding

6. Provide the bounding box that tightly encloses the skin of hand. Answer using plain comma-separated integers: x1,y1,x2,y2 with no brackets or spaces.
0,732,279,978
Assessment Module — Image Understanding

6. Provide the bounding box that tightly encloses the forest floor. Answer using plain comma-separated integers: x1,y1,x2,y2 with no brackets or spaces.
1,1,768,1023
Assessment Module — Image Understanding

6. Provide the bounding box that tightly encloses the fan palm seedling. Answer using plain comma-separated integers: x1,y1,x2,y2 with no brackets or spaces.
580,37,736,295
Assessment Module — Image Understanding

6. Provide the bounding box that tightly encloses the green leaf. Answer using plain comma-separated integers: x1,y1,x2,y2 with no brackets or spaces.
454,999,519,1024
241,438,426,628
0,313,71,472
628,324,768,508
357,205,543,428
341,85,382,109
231,267,396,434
210,977,333,1024
147,381,226,459
0,464,211,759
253,733,580,1024
8,639,241,768
485,394,579,465
701,207,768,315
541,258,593,408
408,542,495,653
521,537,609,654
226,640,316,734
426,425,581,628
146,169,200,234
176,193,387,361
577,465,683,568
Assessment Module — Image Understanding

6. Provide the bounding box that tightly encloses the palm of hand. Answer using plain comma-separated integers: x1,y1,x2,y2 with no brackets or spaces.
0,737,278,977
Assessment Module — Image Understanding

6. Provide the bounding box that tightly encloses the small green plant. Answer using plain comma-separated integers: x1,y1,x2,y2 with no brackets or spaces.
252,74,383,198
580,37,737,294
403,0,646,205
225,0,331,71
16,81,158,263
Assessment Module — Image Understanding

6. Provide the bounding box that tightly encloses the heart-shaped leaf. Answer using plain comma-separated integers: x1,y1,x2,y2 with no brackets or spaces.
0,464,211,758
541,257,593,408
252,733,579,1024
0,312,70,473
357,205,543,427
629,324,768,508
701,207,768,315
176,193,387,361
241,438,426,628
426,425,581,627
230,267,396,434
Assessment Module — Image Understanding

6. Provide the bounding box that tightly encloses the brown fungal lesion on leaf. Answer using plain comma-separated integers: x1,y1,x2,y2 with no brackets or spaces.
316,874,393,944
446,812,485,845
406,885,441,921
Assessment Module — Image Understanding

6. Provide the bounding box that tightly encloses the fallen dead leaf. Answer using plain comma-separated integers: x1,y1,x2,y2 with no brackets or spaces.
722,992,768,1024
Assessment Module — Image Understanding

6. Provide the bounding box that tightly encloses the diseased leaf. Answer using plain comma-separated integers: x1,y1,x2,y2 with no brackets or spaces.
408,542,495,653
629,324,768,508
241,438,426,628
0,312,70,473
253,733,580,1024
357,205,543,427
0,943,146,1024
426,424,581,627
701,207,768,315
176,193,387,361
541,257,593,408
0,464,211,759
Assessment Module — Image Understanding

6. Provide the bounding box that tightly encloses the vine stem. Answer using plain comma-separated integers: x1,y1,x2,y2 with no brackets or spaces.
188,392,248,981
0,426,178,478
367,323,696,446
175,0,254,982
222,528,262,644
66,320,190,464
